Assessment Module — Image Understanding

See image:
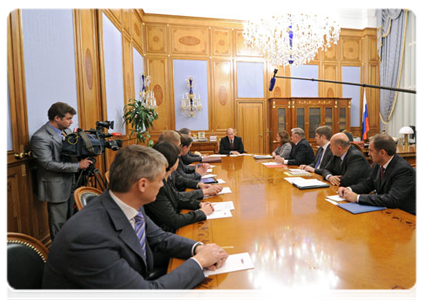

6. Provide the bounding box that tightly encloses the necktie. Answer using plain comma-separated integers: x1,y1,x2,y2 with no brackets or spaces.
380,167,385,181
230,139,235,149
61,130,67,137
315,149,323,169
134,212,147,260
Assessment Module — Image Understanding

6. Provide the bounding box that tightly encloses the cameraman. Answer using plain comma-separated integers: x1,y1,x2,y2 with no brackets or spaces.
31,102,92,240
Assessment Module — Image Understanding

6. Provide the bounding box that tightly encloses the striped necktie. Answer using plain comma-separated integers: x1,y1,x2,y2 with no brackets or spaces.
134,212,147,260
315,149,323,169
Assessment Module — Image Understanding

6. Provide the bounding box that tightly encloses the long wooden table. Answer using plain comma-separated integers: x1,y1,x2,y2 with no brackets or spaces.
168,155,416,290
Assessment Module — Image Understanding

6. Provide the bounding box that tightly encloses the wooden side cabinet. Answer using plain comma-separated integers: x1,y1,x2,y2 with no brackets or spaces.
268,97,351,150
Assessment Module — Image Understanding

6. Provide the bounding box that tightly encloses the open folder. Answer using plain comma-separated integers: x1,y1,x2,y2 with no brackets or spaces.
292,179,329,190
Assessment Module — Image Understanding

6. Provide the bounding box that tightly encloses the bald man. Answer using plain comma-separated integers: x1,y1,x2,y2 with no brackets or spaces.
322,133,371,187
219,128,245,155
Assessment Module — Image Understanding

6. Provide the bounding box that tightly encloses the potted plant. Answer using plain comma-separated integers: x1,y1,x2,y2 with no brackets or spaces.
123,74,159,146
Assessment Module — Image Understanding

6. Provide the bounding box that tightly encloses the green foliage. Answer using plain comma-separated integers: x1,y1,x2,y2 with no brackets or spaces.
123,98,158,144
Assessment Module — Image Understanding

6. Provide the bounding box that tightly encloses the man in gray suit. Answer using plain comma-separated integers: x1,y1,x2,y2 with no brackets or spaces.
30,102,92,240
43,145,228,289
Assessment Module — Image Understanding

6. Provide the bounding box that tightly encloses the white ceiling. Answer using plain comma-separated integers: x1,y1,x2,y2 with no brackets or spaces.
142,3,377,29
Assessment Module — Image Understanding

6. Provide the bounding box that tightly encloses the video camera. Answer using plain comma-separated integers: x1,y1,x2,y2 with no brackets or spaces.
62,120,123,159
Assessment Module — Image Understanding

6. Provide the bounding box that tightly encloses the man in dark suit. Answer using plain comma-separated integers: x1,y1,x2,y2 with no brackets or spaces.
322,133,370,187
30,102,92,240
276,128,314,165
178,128,203,164
299,125,333,175
338,134,415,215
219,128,245,155
176,134,208,180
43,145,228,289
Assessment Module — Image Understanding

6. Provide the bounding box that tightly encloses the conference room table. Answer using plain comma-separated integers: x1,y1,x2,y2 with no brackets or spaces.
168,155,416,290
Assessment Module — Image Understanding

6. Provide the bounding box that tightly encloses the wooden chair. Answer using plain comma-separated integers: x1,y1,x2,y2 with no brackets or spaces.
74,186,102,211
105,171,110,184
7,232,49,289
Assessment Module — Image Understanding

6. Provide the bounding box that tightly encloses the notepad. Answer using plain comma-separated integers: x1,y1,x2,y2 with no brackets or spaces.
254,155,273,159
216,178,226,184
217,187,232,195
338,202,387,214
326,195,346,202
262,162,282,166
203,252,254,277
206,210,232,219
201,174,217,179
211,201,235,211
292,179,330,190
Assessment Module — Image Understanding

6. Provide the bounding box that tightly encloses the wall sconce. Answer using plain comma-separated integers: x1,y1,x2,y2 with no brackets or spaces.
399,126,413,147
181,77,202,117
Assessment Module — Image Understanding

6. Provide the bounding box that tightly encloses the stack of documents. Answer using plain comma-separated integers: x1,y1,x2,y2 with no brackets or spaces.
254,155,273,159
204,252,254,277
211,201,234,211
285,169,312,176
325,194,346,205
201,174,217,179
284,177,329,189
207,210,232,219
262,162,283,167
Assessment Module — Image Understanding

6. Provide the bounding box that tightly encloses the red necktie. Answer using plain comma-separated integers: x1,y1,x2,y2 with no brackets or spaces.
230,139,235,149
380,167,385,181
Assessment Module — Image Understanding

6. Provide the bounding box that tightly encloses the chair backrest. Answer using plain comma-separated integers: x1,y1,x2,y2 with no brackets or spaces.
74,186,102,210
105,171,110,184
7,232,49,289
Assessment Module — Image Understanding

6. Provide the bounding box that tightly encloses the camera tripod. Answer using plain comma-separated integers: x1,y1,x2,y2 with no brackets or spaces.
75,157,108,191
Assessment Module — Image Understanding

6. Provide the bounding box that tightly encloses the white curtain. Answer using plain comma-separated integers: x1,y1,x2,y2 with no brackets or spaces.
386,11,416,142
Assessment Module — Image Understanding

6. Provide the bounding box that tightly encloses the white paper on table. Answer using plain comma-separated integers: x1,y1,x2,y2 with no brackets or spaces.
217,178,226,184
229,154,241,157
288,169,309,173
204,253,254,277
201,174,217,179
325,198,339,206
207,169,213,173
206,210,232,220
211,201,235,211
217,187,232,195
284,177,306,184
208,154,227,157
262,162,282,166
254,155,273,159
326,195,346,202
209,165,216,168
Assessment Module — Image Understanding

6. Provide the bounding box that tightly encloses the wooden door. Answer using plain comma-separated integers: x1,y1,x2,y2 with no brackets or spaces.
237,102,264,154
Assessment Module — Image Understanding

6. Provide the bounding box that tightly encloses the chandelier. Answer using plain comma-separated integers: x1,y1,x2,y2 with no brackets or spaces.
243,13,340,66
140,73,158,111
181,77,202,117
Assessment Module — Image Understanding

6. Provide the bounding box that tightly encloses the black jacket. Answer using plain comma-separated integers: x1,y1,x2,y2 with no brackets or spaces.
286,139,314,165
219,136,245,154
309,144,333,175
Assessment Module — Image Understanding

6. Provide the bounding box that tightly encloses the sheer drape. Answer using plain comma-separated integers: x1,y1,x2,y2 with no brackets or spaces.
385,11,416,140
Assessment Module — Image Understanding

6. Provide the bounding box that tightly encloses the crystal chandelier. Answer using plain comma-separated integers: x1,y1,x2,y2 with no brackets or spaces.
140,73,158,111
243,13,340,66
181,77,202,117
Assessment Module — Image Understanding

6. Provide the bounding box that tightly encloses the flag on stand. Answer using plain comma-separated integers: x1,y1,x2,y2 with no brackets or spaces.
362,91,369,140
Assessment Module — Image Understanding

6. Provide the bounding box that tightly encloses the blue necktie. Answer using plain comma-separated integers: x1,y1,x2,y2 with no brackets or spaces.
134,212,146,260
315,149,323,169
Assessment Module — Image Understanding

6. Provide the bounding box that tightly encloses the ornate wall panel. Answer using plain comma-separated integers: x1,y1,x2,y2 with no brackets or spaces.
147,57,171,131
341,36,362,62
323,42,339,61
146,24,166,53
321,63,339,97
170,26,209,55
212,59,234,132
212,28,232,56
131,10,143,52
122,9,131,35
234,29,262,57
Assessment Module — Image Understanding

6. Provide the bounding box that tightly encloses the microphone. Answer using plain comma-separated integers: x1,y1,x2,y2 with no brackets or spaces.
269,68,278,92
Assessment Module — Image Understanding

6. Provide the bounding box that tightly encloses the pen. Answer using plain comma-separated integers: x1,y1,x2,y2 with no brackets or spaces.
241,258,244,264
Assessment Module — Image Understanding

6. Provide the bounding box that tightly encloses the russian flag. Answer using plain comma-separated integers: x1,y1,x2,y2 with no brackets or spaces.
362,90,370,140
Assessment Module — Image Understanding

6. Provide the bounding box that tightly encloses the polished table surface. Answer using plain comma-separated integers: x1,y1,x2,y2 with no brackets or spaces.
168,155,416,290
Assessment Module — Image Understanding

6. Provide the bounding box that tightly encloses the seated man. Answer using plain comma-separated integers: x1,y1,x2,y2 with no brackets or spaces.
178,128,202,164
276,128,314,165
158,130,222,198
322,133,370,187
338,134,415,215
299,125,333,175
42,145,228,289
176,134,208,180
219,128,245,155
